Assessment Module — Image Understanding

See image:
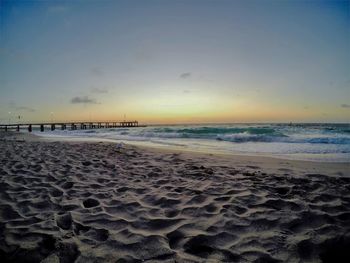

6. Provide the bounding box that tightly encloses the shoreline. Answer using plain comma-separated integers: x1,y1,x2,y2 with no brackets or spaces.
0,131,349,262
23,122,350,164
4,131,350,177
31,131,350,165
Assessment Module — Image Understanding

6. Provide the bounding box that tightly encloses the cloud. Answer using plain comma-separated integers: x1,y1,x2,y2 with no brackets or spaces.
90,67,104,76
341,104,350,108
47,5,69,14
159,103,183,108
8,102,36,112
0,47,30,61
134,49,153,62
71,96,99,104
180,72,191,79
198,74,215,83
91,87,108,94
16,106,36,112
183,90,191,94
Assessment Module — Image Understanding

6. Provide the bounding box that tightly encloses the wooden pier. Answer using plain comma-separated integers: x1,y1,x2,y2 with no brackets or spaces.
0,121,144,132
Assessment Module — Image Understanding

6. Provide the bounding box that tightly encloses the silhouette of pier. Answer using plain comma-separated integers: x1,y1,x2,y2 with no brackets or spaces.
0,121,144,132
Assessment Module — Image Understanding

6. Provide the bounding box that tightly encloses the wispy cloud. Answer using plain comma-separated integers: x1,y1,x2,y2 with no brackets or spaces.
16,106,36,112
0,47,30,61
91,87,108,94
134,49,153,62
8,102,36,112
71,96,99,104
47,5,69,14
90,67,104,76
341,104,350,108
180,72,191,79
183,90,191,94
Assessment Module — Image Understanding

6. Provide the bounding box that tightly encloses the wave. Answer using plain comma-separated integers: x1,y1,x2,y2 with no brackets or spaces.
154,126,282,135
40,124,350,145
34,124,350,162
127,126,350,144
140,126,287,142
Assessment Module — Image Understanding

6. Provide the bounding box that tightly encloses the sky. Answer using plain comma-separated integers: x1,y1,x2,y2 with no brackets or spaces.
0,0,349,124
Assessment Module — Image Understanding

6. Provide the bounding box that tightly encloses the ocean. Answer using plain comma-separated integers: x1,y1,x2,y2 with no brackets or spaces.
35,123,350,162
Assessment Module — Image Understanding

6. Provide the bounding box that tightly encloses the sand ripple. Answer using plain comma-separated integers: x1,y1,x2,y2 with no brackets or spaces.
0,139,349,262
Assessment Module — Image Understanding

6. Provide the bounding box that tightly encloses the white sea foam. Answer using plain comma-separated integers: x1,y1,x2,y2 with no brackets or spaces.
34,123,350,162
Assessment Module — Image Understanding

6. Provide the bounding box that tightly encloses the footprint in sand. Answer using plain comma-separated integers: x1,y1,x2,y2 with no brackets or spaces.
56,212,72,230
83,198,100,208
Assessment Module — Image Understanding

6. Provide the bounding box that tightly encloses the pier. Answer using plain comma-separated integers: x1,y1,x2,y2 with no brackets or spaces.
0,121,144,132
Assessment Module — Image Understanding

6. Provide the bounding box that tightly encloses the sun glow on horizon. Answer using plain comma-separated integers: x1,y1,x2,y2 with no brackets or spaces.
0,0,349,124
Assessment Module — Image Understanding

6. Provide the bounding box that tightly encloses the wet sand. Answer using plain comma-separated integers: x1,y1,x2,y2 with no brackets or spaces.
0,132,349,262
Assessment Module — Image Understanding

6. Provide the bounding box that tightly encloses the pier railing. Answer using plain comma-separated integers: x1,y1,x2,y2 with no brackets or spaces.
0,121,144,132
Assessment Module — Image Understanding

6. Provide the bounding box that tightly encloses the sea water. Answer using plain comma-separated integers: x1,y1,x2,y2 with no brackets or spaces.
35,123,350,162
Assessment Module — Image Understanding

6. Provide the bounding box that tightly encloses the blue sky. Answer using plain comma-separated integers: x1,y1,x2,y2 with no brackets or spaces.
0,0,349,123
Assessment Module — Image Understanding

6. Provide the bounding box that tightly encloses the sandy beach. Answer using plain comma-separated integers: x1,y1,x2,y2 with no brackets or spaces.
0,131,349,262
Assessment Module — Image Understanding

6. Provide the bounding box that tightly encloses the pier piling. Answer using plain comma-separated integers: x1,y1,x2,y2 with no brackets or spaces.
1,121,142,132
